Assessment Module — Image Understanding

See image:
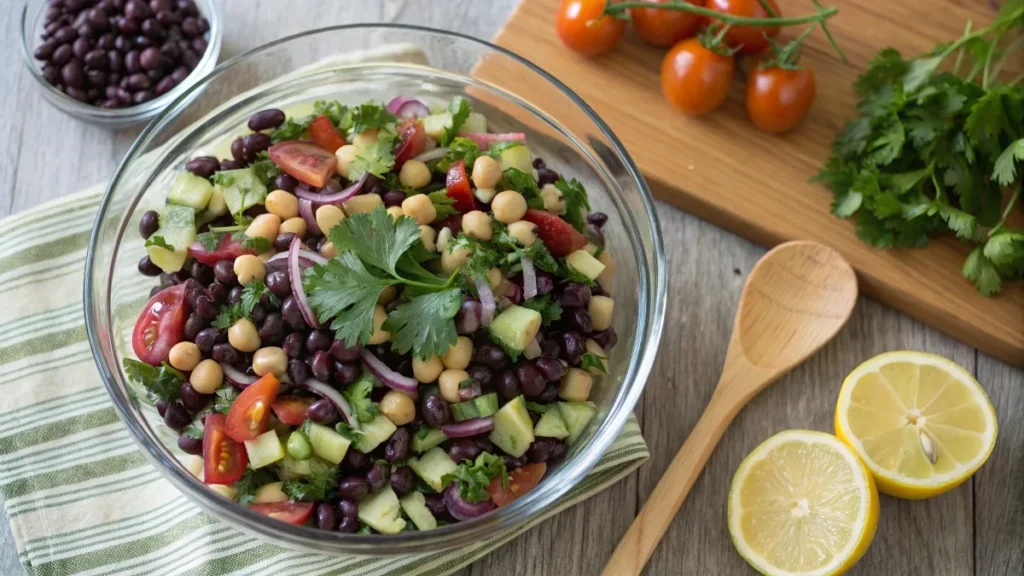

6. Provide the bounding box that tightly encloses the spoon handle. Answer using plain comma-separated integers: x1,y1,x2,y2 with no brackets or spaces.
601,391,741,576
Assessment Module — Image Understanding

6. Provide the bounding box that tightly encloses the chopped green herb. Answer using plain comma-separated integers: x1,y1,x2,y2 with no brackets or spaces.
122,359,184,405
524,401,549,414
235,467,277,506
554,178,591,233
350,124,397,179
343,373,379,424
498,168,542,209
195,231,221,252
428,189,459,219
581,352,609,374
521,294,562,327
436,137,480,173
349,102,398,135
182,420,205,440
144,235,175,252
441,452,507,503
485,141,524,158
440,97,472,146
214,386,240,414
282,464,338,502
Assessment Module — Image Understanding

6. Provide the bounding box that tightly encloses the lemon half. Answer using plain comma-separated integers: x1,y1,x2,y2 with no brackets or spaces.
835,351,998,499
728,430,879,576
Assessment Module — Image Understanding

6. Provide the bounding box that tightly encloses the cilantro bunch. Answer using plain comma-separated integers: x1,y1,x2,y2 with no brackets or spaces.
816,0,1024,295
441,452,508,503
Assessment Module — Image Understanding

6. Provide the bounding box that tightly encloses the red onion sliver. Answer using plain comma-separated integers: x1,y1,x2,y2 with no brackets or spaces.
299,198,321,236
221,363,257,388
301,378,358,430
523,337,542,360
521,255,537,300
294,173,368,207
288,236,320,328
386,96,430,119
462,132,526,150
360,349,419,394
474,277,496,326
411,147,449,163
444,484,495,521
267,249,327,267
441,416,494,438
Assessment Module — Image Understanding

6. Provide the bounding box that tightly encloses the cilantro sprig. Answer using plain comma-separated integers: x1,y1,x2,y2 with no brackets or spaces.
211,279,279,329
343,373,380,424
554,178,591,233
282,463,338,502
440,452,507,503
122,359,184,405
440,97,472,146
144,236,174,252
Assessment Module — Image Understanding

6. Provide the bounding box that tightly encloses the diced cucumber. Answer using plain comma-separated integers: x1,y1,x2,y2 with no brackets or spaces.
489,395,534,458
411,427,448,453
408,447,457,491
244,430,285,469
450,400,479,422
253,481,288,504
459,112,487,135
399,491,437,531
499,144,533,174
208,484,238,500
279,455,312,478
354,413,398,454
565,250,606,281
358,486,406,534
307,422,351,464
487,305,542,355
146,204,196,273
557,401,597,445
196,188,228,227
286,430,312,460
215,167,267,215
558,367,593,402
473,393,499,417
533,408,570,440
168,171,213,210
421,113,452,139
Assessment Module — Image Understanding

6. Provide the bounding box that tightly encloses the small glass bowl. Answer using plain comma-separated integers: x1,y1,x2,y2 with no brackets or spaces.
85,24,667,555
19,0,222,129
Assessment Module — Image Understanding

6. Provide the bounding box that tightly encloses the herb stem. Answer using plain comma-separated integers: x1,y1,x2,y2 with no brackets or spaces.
952,19,972,76
989,183,1021,237
1011,70,1024,87
604,1,838,28
981,27,1009,90
991,36,1024,82
208,225,247,233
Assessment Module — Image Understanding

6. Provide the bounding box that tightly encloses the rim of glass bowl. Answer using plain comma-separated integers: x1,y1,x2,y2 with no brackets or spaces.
19,0,222,126
85,23,667,555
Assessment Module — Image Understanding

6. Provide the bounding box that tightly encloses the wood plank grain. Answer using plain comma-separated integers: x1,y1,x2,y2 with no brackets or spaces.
490,0,1024,367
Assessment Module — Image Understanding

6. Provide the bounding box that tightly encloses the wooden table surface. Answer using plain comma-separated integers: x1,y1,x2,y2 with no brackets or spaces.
1,1,1021,574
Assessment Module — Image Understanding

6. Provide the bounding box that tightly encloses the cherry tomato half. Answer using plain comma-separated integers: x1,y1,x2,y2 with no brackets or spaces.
488,463,546,507
203,413,248,485
394,120,428,169
556,0,625,57
131,284,187,366
445,160,477,213
706,0,781,53
268,141,337,188
522,209,588,257
746,65,816,133
661,38,735,115
188,233,256,266
271,397,314,427
249,501,314,525
631,0,705,47
225,373,281,443
308,115,345,153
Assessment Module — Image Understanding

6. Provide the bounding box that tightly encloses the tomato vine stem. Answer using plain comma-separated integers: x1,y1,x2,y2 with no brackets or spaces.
603,1,838,28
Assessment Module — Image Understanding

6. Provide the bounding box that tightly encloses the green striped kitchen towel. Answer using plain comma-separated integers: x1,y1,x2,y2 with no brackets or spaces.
0,186,649,575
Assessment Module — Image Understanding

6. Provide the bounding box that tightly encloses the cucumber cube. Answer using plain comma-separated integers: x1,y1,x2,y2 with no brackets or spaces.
168,171,213,211
399,491,438,531
353,414,397,454
421,113,452,140
487,305,542,355
244,430,286,469
533,408,570,440
489,395,534,458
146,204,196,273
307,422,351,464
408,447,457,492
498,144,533,174
358,486,406,534
565,250,606,281
411,428,448,453
557,401,597,445
459,112,487,135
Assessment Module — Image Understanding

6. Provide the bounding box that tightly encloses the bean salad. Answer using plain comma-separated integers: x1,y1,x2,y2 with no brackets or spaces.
125,95,618,533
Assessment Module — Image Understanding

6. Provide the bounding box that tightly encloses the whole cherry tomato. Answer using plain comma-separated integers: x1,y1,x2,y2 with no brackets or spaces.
556,0,625,57
706,0,781,53
631,0,705,47
746,64,816,133
660,37,735,115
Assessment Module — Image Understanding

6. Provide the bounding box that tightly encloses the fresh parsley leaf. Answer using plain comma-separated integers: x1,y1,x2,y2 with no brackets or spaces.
984,230,1024,267
498,168,542,209
558,262,596,286
282,464,338,502
349,102,397,135
234,468,277,506
521,294,562,327
272,117,311,143
241,278,280,312
182,420,205,440
440,452,507,503
383,288,461,359
437,137,479,173
440,97,471,146
334,421,362,442
195,231,222,252
213,386,240,414
428,189,459,219
230,231,272,253
144,236,175,252
250,157,281,184
993,138,1024,187
122,359,184,404
313,100,351,130
329,207,422,278
417,426,432,440
485,141,524,159
343,373,379,424
554,178,591,232
350,124,397,179
581,352,609,374
305,251,395,347
211,302,246,330
963,246,1002,296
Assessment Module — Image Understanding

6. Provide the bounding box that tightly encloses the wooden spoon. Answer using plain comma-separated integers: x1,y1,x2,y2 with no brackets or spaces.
601,240,858,576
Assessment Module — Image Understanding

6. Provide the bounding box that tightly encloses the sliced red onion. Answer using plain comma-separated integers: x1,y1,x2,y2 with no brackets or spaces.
360,349,418,394
267,249,327,267
444,484,495,521
299,198,322,236
523,337,542,360
455,300,481,335
386,96,430,119
221,364,257,388
474,277,496,326
301,378,358,430
462,132,526,150
294,173,368,207
411,147,449,163
521,255,537,300
288,236,320,329
442,416,494,438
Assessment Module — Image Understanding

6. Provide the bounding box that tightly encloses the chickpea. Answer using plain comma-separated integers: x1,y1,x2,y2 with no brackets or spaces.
342,193,383,215
442,337,473,370
436,227,453,253
352,129,379,150
589,295,615,332
315,205,346,236
386,206,405,221
507,220,538,247
367,305,390,345
257,250,275,264
419,225,437,252
540,183,566,215
486,267,503,289
228,318,261,352
190,359,223,394
278,217,307,238
438,369,469,404
335,144,358,177
399,160,432,190
461,210,493,241
377,285,397,305
491,190,527,223
233,254,266,285
379,390,416,426
474,187,497,204
246,213,282,241
441,246,472,273
252,346,288,377
401,194,436,225
471,155,501,189
168,341,201,372
320,241,337,258
412,354,444,384
265,190,299,220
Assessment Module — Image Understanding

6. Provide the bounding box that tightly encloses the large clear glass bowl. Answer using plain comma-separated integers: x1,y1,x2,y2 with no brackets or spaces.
85,24,667,556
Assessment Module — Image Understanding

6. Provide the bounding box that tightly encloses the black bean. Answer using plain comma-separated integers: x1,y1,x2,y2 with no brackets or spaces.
141,18,163,41
385,299,401,314
182,48,199,70
535,357,566,382
86,69,107,87
382,190,406,208
180,15,199,37
124,0,151,21
35,41,58,61
247,109,285,132
171,65,188,83
151,0,172,11
249,303,267,324
183,313,204,341
42,65,60,84
537,383,559,403
138,210,159,238
384,428,410,463
474,343,507,369
567,308,594,334
158,272,177,288
230,137,245,163
448,438,481,463
191,37,206,53
561,332,585,365
559,282,591,309
51,44,73,67
315,502,338,531
496,370,521,401
156,399,169,417
227,285,243,305
123,49,140,73
243,133,272,158
155,9,178,26
366,461,389,493
587,212,608,228
517,361,546,397
207,260,234,285
179,382,209,411
503,454,525,471
337,475,369,501
537,167,559,187
270,233,294,254
54,25,78,45
87,7,110,29
274,173,297,193
258,313,284,344
307,398,339,425
282,333,304,358
137,255,161,276
287,358,309,384
466,365,493,389
584,224,605,248
138,45,160,70
306,330,332,354
177,435,202,455
72,37,91,61
203,280,226,305
333,362,361,386
324,339,359,364
390,466,415,496
183,278,204,310
421,394,450,428
338,498,359,523
310,350,333,381
106,49,123,72
281,297,308,329
126,71,149,90
344,448,369,471
219,159,243,171
98,33,116,51
209,343,238,366
163,402,190,430
159,40,180,60
194,328,221,353
188,260,212,284
526,438,564,464
591,328,618,350
61,61,84,88
193,295,216,320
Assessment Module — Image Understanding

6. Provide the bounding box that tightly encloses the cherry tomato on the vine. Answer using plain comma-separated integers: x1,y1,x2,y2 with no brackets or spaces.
706,0,781,53
746,64,816,133
556,0,625,57
661,37,735,115
630,0,705,47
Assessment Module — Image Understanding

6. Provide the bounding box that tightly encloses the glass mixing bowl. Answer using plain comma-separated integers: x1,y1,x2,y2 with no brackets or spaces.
85,24,667,556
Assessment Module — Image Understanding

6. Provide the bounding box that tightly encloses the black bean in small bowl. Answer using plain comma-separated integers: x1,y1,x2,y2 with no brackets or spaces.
19,0,221,128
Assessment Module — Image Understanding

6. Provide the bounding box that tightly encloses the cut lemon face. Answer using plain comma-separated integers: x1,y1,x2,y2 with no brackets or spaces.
728,430,879,576
835,351,998,499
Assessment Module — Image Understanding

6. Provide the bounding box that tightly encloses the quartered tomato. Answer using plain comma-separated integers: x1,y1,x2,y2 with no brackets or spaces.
225,373,281,443
268,141,337,188
706,0,781,53
271,397,314,426
445,160,477,213
203,414,248,485
394,120,428,169
308,115,345,152
631,0,705,47
556,0,625,57
249,501,314,525
523,209,587,257
488,463,546,507
131,284,187,365
188,234,256,266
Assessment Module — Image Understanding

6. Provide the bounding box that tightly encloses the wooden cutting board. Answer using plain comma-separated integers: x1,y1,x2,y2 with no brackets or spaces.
488,0,1024,366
